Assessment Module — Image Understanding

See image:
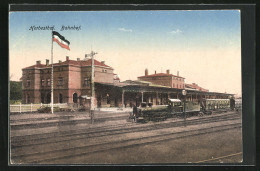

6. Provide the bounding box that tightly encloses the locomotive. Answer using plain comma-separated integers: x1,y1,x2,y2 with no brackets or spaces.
136,98,238,122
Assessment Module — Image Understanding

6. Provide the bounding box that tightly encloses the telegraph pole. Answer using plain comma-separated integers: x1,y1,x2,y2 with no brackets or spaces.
86,50,97,124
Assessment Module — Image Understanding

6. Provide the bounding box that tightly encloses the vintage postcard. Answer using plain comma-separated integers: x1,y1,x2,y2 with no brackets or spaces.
9,7,243,165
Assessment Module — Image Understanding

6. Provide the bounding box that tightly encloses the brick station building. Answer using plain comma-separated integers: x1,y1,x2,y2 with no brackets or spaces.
21,56,117,105
21,56,233,107
138,69,185,89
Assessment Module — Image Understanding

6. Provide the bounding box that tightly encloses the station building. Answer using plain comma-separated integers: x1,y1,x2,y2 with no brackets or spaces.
138,69,185,89
21,56,117,105
21,56,233,107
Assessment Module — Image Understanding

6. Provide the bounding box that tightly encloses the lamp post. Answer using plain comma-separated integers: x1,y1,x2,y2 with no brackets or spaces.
182,89,187,127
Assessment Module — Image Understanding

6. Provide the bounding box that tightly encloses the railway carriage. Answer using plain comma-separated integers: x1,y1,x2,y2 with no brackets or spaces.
201,99,230,112
235,99,242,112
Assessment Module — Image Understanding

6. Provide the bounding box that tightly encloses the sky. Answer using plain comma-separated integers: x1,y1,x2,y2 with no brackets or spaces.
9,10,241,96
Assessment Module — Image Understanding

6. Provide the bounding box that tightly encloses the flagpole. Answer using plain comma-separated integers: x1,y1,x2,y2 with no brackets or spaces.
51,32,54,114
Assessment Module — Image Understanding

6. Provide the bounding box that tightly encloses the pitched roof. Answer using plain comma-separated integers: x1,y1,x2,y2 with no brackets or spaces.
122,80,171,88
22,64,46,69
185,83,209,92
23,59,113,70
54,59,113,69
138,73,184,78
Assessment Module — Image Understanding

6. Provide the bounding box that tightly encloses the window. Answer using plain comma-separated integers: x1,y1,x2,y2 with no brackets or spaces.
59,94,63,103
47,78,51,86
83,77,90,87
41,79,45,87
102,69,107,73
58,77,63,86
173,83,175,88
26,79,31,87
177,84,178,88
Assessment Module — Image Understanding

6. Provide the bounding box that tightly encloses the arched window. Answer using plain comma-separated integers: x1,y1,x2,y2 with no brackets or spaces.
59,94,63,103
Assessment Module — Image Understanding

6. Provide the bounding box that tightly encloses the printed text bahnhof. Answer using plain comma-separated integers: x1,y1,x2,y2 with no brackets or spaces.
29,25,81,31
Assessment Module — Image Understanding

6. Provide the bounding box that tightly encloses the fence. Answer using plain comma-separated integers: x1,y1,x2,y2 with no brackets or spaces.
10,103,68,113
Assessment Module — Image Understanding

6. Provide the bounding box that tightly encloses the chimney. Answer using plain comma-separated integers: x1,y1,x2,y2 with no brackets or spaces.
101,61,105,64
46,59,49,66
36,60,41,65
145,69,148,76
166,69,170,74
77,58,80,61
59,60,62,63
177,71,179,76
155,70,157,74
66,56,69,61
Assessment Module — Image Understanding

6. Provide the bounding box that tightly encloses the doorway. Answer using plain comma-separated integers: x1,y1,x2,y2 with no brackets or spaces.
73,93,78,103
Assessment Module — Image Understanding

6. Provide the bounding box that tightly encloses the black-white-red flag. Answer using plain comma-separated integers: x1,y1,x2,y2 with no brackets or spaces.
52,31,70,50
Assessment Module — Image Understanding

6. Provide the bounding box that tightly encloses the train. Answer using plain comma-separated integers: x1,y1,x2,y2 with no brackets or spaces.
135,98,240,122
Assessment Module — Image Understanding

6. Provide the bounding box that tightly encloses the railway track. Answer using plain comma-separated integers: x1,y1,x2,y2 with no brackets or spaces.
11,114,240,148
10,113,241,164
11,122,241,164
194,152,243,163
11,112,240,148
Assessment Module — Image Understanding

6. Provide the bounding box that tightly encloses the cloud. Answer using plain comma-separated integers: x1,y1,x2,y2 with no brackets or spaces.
169,29,182,34
118,27,133,32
